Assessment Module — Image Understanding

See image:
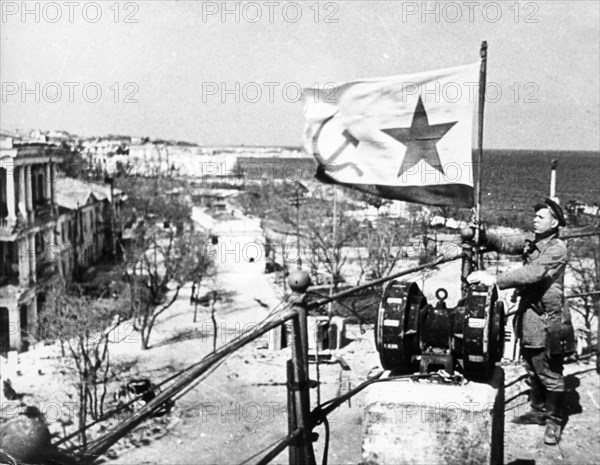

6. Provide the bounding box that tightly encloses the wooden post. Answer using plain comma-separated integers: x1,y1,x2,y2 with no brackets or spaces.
289,293,316,465
287,360,298,465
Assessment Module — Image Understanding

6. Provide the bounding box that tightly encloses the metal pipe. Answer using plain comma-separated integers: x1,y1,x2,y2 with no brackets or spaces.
563,231,600,240
566,291,600,300
287,360,298,465
313,371,385,422
474,40,488,245
257,429,303,465
290,299,316,465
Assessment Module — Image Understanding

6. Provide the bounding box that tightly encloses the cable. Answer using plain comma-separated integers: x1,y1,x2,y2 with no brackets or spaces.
170,357,227,403
314,371,446,416
58,296,295,451
79,300,297,454
315,338,321,406
236,435,291,465
307,290,375,327
321,417,330,465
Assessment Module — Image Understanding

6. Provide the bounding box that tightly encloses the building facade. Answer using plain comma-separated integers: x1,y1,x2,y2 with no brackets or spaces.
1,139,122,353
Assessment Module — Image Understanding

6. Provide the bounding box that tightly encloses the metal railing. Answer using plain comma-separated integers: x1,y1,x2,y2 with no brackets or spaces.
45,229,599,464
51,253,461,465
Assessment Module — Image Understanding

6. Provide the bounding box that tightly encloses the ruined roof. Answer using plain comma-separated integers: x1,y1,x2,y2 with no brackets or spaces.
55,177,123,210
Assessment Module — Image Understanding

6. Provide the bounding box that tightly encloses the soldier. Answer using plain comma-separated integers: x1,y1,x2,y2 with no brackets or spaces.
467,198,574,445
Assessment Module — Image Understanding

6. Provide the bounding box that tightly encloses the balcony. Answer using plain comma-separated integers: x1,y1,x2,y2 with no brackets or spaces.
0,260,19,288
0,274,19,288
33,203,56,226
36,258,57,281
1,207,56,237
0,217,18,239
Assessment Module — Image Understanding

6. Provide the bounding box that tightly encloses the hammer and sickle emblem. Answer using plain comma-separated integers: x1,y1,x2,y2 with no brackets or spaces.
312,113,364,176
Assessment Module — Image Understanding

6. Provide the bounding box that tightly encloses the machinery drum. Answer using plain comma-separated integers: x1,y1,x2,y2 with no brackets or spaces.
376,281,426,372
462,284,504,379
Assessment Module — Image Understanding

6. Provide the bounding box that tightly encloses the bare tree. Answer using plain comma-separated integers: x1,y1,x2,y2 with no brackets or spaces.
568,237,600,352
407,205,436,265
240,183,358,287
42,283,126,448
303,191,359,290
356,216,411,282
125,225,216,349
116,176,216,349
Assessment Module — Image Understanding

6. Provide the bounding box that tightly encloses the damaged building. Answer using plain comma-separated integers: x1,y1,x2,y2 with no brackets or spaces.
0,138,122,353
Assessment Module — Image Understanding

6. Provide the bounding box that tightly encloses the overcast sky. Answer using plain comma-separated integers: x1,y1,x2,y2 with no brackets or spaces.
1,1,599,150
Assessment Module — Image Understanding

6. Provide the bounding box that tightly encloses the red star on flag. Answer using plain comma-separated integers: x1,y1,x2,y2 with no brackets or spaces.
381,96,457,177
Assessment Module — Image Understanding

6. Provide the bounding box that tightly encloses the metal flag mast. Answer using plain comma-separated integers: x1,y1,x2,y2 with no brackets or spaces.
462,41,488,293
474,41,487,246
474,40,488,270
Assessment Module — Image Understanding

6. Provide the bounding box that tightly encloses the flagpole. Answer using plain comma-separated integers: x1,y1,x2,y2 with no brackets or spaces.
474,41,488,261
328,186,337,322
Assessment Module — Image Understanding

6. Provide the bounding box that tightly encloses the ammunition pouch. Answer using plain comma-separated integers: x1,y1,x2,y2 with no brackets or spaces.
546,320,575,356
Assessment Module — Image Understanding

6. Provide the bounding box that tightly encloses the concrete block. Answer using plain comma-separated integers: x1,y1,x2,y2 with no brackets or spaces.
329,316,346,349
268,320,292,351
312,316,347,351
362,367,504,465
314,316,329,351
267,324,287,351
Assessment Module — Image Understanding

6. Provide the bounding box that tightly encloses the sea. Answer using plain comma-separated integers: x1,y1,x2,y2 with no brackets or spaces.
477,150,599,226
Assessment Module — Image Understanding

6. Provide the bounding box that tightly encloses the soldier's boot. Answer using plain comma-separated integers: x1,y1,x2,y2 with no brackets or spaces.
544,391,564,445
513,380,547,425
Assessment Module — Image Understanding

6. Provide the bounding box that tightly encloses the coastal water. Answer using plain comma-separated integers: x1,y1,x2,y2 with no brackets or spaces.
477,150,599,225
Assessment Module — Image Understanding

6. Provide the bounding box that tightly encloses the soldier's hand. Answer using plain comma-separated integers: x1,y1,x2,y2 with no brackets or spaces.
466,271,497,286
459,221,487,244
459,226,476,242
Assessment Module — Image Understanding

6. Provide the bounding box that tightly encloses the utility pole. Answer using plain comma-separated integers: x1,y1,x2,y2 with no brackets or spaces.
281,240,287,293
328,186,338,320
73,201,80,277
288,188,307,268
165,146,170,177
104,175,117,259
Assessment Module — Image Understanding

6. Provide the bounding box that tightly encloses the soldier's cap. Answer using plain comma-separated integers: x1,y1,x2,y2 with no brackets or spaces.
534,197,566,227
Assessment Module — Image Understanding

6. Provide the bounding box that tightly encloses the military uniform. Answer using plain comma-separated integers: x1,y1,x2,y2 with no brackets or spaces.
484,229,574,429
